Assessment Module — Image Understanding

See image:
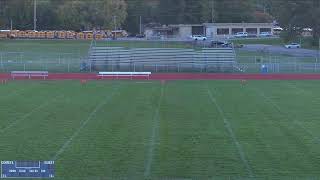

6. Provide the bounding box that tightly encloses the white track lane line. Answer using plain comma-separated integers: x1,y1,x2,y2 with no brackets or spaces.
0,95,63,133
52,86,120,161
207,86,254,178
144,84,164,178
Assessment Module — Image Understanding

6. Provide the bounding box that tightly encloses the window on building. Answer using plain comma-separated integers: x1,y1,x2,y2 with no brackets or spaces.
217,28,230,35
232,28,244,34
260,28,271,32
246,28,257,34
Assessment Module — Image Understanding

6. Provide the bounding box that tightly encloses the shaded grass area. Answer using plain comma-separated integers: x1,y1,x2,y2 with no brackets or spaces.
235,50,318,63
1,80,320,179
0,39,192,55
232,37,319,50
95,40,194,49
232,38,284,46
0,39,90,55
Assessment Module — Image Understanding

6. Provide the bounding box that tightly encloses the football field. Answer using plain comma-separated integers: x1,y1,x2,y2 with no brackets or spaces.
1,80,320,179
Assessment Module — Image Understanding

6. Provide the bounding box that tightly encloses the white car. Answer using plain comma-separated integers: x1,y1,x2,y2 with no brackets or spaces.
285,43,301,49
234,32,248,38
259,32,273,37
191,35,207,41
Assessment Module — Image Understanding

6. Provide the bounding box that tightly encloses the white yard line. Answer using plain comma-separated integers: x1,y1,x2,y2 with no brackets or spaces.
286,82,308,95
252,87,320,144
206,86,254,178
52,86,120,161
144,85,164,178
0,95,63,133
135,82,155,84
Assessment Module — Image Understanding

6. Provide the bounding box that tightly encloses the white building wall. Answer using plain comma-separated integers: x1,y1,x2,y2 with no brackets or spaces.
204,23,273,38
178,26,192,38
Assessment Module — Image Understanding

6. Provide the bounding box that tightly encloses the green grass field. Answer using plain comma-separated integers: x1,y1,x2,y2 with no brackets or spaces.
1,80,320,179
0,39,192,55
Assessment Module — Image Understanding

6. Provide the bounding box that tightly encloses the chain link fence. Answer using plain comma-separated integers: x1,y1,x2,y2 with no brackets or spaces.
1,51,320,73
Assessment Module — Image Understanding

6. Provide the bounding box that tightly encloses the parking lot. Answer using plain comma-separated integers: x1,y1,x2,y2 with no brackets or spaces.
242,44,319,57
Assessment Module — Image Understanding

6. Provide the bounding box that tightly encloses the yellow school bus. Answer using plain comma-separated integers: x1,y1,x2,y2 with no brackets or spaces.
45,31,55,39
57,31,66,39
76,32,85,39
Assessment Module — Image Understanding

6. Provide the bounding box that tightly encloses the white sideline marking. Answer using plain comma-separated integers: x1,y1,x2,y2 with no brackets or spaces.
0,95,63,133
52,86,119,161
135,82,154,84
144,85,164,178
206,86,254,178
252,87,320,144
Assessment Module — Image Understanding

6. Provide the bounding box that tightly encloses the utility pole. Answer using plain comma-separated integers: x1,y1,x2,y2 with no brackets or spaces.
33,0,37,31
211,0,214,23
113,15,117,31
10,19,12,30
318,37,320,63
112,15,117,39
139,16,142,35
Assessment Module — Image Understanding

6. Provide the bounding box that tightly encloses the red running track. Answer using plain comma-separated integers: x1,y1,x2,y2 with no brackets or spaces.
2,73,320,80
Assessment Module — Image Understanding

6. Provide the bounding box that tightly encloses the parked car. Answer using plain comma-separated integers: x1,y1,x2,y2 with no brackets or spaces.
285,43,301,49
210,41,232,48
135,34,145,38
259,32,273,37
234,32,248,38
234,44,244,48
191,35,207,41
247,34,258,38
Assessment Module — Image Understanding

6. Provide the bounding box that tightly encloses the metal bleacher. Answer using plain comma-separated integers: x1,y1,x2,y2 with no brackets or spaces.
88,45,236,72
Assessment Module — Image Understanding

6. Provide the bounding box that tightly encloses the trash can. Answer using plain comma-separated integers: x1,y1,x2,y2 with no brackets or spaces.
261,64,268,73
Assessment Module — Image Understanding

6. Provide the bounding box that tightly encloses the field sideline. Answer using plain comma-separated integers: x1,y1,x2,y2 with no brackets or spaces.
1,79,320,179
4,73,320,80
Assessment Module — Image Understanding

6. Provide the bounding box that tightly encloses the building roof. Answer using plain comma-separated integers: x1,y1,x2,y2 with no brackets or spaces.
204,23,273,27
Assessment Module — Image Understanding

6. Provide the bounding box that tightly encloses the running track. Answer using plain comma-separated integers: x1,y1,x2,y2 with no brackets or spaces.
2,73,320,80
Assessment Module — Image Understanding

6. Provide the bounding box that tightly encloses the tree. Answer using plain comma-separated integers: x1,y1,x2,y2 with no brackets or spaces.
157,0,186,24
123,0,158,34
214,0,256,23
56,0,127,30
2,0,33,30
270,0,320,44
36,0,58,30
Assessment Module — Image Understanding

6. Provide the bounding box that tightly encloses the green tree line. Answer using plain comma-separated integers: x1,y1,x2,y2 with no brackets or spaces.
0,0,127,31
0,0,319,44
0,0,272,31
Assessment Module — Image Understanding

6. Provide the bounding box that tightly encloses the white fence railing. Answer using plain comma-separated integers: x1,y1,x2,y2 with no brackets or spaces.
2,61,320,73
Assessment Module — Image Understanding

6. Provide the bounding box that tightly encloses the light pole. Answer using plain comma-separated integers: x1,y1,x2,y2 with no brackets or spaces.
318,37,320,63
113,15,117,31
139,16,142,35
211,0,214,23
33,0,37,31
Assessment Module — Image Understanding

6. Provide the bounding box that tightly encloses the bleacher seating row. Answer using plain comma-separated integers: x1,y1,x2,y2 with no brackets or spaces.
88,47,236,65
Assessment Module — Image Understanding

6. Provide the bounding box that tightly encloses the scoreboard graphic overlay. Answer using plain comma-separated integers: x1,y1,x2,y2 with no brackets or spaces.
1,161,54,178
